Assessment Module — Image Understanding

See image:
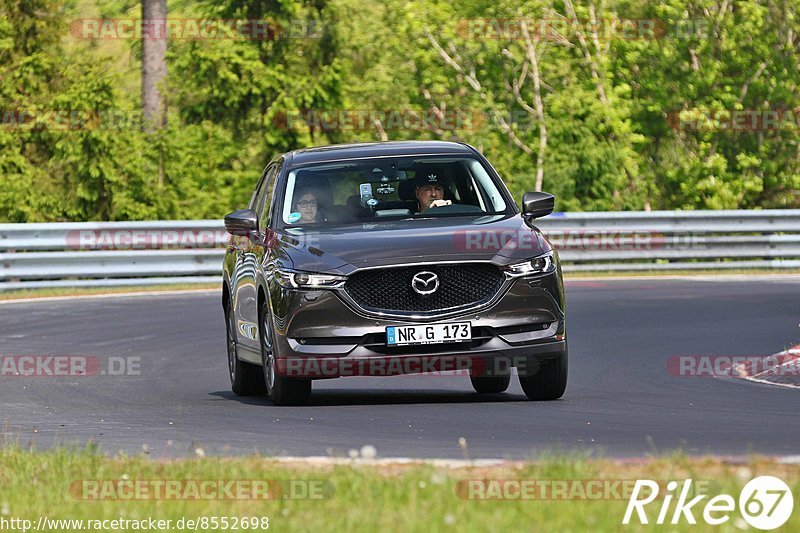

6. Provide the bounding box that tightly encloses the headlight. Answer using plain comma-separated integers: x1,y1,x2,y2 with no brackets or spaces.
275,269,346,289
505,252,555,278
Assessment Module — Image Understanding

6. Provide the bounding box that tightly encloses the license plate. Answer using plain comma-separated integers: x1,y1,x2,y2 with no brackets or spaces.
386,322,472,346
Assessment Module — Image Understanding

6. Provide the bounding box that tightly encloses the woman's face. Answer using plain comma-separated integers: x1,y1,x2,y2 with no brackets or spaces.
295,193,318,222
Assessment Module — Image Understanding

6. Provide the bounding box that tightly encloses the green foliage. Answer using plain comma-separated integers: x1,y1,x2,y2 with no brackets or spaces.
0,0,798,222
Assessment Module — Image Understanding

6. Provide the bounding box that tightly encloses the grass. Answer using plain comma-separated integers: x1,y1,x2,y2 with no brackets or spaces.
0,284,219,301
0,447,798,532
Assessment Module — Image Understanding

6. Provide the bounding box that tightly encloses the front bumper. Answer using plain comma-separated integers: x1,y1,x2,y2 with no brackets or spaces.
268,272,566,379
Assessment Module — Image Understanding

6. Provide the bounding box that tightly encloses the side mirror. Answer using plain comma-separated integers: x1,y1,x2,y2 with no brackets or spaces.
522,191,555,220
224,209,258,237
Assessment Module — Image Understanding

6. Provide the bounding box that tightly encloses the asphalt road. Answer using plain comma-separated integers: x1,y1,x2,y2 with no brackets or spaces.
1,278,799,459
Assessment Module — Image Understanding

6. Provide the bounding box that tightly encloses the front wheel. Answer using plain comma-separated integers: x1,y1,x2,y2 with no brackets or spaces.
260,302,311,406
518,350,568,401
226,301,265,396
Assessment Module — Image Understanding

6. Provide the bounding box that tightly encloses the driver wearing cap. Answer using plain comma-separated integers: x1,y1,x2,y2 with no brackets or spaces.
414,170,450,213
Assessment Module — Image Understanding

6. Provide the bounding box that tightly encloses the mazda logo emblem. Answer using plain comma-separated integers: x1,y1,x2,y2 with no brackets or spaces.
411,271,439,295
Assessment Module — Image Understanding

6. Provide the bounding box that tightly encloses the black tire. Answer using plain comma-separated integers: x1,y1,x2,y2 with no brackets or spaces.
518,350,568,401
470,374,511,394
226,301,265,396
260,302,311,406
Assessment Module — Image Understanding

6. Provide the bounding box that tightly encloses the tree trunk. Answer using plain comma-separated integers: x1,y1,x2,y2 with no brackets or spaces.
141,0,167,186
142,0,167,130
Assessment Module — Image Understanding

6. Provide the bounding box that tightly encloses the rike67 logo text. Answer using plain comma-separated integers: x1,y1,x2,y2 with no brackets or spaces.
623,476,794,530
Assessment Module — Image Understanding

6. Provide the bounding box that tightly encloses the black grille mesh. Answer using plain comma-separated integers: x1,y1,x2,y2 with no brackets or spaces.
344,264,504,314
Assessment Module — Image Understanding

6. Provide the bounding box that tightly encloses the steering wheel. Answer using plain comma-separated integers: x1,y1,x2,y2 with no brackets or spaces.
424,203,484,214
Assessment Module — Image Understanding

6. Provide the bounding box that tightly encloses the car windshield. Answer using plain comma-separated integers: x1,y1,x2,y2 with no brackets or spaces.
279,156,510,228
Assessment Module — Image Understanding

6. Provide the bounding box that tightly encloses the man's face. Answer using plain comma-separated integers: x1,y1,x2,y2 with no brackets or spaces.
416,184,444,213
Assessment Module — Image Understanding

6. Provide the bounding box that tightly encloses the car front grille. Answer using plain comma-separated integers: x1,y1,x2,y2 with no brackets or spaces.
343,263,506,316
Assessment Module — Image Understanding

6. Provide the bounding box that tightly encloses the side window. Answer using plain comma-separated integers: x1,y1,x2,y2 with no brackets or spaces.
258,161,281,231
248,166,271,210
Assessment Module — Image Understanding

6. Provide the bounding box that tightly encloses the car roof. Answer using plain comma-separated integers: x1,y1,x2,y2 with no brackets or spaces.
286,141,476,166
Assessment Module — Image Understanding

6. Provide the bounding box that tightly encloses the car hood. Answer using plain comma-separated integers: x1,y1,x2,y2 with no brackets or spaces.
275,214,549,275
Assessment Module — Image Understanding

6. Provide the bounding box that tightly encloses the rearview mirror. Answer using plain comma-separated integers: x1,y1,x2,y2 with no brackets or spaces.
522,191,555,220
224,209,258,237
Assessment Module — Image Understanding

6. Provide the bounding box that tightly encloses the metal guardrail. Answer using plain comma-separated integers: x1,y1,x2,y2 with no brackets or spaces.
1,210,799,290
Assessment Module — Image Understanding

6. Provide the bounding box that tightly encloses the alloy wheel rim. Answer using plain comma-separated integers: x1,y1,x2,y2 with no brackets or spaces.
226,308,236,382
262,313,275,390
